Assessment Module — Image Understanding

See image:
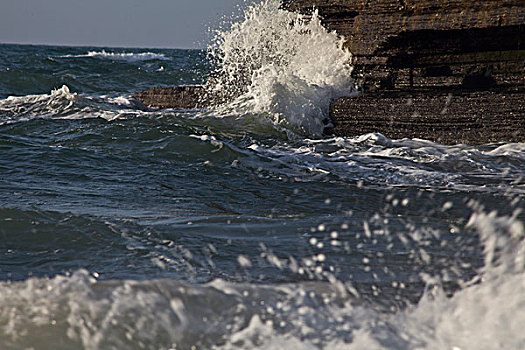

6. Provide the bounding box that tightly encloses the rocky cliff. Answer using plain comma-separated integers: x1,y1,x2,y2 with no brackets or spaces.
283,0,524,91
281,0,524,143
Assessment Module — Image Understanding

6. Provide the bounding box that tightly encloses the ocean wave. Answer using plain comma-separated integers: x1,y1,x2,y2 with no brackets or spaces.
0,209,523,349
190,132,525,192
0,85,144,124
57,50,171,62
204,0,356,137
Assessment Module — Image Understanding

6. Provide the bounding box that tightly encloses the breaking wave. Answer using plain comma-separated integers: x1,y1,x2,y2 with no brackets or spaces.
0,209,523,349
0,85,143,124
58,50,171,62
204,0,356,137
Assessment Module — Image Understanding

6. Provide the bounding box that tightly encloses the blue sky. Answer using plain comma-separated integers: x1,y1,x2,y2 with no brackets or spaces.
0,0,245,49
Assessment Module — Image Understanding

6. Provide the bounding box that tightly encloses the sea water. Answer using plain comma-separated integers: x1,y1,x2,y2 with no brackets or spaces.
0,1,524,349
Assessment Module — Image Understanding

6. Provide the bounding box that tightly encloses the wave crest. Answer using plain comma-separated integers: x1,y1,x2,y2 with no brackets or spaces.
1,210,523,349
58,50,171,62
0,85,140,123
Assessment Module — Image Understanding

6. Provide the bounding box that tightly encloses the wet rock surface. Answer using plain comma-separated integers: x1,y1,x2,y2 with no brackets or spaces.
133,86,207,109
329,87,524,145
284,0,524,144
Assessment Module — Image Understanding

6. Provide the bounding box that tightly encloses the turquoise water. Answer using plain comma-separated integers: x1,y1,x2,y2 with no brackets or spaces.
0,38,524,349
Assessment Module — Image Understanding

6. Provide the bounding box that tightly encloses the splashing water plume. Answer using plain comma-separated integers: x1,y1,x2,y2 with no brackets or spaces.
205,0,356,136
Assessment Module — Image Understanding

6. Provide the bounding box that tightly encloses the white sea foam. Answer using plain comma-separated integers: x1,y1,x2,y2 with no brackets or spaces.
0,86,144,124
0,85,78,122
216,210,525,350
0,209,523,349
191,132,524,191
205,0,356,137
58,50,170,62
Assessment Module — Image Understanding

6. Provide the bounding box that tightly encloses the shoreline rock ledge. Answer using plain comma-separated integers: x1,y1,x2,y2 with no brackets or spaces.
134,0,524,145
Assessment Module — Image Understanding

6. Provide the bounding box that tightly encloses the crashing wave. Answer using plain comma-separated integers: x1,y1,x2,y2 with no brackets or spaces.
204,0,357,137
0,209,523,349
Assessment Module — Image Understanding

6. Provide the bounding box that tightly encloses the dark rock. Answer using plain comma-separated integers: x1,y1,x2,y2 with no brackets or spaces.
133,86,207,109
461,73,497,90
329,87,524,144
283,0,524,91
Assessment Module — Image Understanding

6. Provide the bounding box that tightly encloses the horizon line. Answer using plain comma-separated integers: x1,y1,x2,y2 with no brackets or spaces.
0,41,207,51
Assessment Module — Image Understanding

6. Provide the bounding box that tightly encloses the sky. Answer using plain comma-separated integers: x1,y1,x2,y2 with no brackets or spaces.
0,0,246,49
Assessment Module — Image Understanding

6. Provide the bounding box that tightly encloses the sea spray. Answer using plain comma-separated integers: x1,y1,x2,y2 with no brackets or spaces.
389,210,525,350
205,0,356,136
2,209,523,349
216,208,525,350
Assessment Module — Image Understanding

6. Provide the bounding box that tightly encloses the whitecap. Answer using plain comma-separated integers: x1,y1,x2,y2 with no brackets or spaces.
0,86,145,124
57,50,171,62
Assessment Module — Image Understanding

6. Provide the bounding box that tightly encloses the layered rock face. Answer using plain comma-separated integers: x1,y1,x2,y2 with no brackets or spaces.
282,0,524,144
329,89,524,144
283,0,524,91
